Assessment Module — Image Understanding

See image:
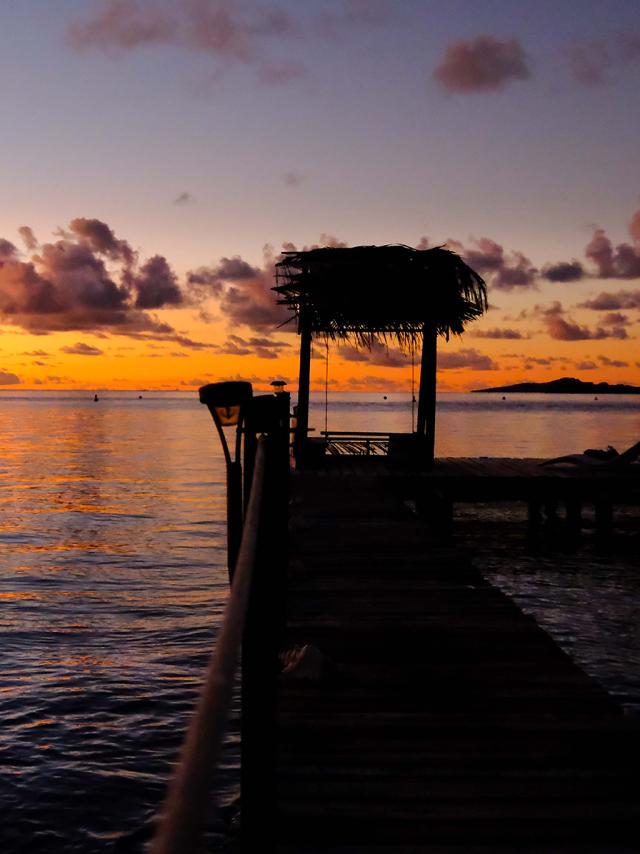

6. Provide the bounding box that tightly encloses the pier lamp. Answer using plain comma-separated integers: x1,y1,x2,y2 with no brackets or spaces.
270,379,287,396
199,381,253,580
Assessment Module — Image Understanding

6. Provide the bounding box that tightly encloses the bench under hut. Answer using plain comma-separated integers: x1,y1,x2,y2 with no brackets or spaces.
273,244,487,466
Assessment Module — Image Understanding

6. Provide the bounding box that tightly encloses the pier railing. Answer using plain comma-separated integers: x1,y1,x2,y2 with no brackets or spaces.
150,406,289,852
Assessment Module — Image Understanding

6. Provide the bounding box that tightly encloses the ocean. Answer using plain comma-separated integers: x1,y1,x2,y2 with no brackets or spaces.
1,390,638,852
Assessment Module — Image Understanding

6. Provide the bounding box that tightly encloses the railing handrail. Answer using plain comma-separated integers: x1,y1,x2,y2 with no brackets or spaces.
149,436,268,854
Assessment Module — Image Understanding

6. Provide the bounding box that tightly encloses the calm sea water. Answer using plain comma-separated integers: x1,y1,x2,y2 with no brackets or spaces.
1,390,639,852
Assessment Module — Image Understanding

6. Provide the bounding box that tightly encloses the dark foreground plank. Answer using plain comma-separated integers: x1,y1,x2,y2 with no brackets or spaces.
275,471,640,851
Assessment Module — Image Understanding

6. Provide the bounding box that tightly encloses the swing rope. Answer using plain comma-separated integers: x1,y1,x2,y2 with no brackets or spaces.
324,336,329,436
411,341,416,433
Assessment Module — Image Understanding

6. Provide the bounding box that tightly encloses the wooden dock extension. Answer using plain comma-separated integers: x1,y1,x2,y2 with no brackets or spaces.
275,468,640,851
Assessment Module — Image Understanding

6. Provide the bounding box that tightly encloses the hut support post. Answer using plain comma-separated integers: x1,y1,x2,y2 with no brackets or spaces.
294,318,312,462
417,322,438,466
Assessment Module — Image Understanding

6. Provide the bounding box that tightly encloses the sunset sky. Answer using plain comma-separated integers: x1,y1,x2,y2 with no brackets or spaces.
1,0,640,392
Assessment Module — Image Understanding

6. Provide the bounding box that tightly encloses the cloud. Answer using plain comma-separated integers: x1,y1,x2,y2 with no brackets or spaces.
69,216,134,264
0,240,18,261
283,171,305,187
433,35,530,93
438,347,497,370
218,333,292,359
68,0,303,84
570,39,611,86
0,370,20,385
0,217,187,340
18,226,38,252
133,255,183,308
471,327,525,339
341,374,407,392
173,191,193,206
599,354,629,368
61,342,104,356
442,236,537,291
575,360,597,370
337,340,410,368
542,260,584,282
585,228,640,279
579,289,640,310
570,33,640,86
537,301,628,340
22,349,49,356
187,245,289,332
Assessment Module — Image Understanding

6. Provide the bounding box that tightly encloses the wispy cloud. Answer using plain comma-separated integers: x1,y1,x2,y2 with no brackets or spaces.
68,0,304,85
173,191,194,206
61,342,104,356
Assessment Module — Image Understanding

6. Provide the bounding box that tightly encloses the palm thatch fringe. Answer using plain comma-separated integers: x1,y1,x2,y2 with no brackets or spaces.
274,244,487,346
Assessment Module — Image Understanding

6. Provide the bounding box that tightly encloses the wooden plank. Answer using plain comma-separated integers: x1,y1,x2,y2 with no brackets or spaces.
271,465,640,851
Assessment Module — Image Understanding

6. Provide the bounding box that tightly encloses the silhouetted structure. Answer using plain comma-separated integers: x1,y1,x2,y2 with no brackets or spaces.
274,244,486,465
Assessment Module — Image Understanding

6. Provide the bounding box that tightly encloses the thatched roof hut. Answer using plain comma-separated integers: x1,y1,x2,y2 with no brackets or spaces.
274,244,487,464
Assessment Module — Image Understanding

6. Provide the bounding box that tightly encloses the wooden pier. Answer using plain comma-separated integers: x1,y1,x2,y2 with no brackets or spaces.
273,463,640,852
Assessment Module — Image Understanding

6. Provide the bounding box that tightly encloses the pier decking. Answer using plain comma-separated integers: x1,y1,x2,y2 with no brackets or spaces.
275,465,640,851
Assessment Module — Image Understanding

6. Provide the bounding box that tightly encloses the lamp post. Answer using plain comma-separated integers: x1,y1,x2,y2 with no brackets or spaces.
199,381,253,582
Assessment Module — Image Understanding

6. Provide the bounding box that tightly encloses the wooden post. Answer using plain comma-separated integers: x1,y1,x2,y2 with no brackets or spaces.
416,322,438,466
241,409,288,852
294,315,312,463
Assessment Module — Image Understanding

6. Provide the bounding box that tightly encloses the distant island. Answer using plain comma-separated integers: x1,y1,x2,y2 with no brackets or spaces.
472,377,640,395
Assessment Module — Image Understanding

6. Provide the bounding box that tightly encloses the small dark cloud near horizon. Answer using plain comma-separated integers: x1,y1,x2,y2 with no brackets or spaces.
0,370,20,385
575,359,597,370
61,342,104,356
433,35,530,94
579,289,640,310
599,354,629,368
438,348,497,371
536,301,629,341
471,327,526,339
173,191,194,206
337,340,409,368
218,333,291,360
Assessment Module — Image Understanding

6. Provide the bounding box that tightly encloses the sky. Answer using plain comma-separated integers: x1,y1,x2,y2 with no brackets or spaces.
1,0,640,392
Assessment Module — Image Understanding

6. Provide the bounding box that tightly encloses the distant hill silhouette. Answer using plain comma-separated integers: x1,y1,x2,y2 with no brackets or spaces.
472,377,640,395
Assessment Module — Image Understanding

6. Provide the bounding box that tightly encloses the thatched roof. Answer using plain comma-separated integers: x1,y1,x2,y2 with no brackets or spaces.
274,244,487,346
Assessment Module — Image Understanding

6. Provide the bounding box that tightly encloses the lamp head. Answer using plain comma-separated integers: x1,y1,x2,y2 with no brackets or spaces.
199,381,253,426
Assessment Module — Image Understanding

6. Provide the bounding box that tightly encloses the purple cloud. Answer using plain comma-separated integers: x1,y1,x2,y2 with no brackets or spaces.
0,217,185,340
68,0,303,84
434,35,530,94
133,255,183,309
337,340,410,368
471,327,525,339
438,348,497,370
580,289,640,310
537,301,628,340
542,260,584,282
18,226,38,252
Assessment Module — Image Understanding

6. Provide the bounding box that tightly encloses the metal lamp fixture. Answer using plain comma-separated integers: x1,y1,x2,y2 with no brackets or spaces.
199,381,253,580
